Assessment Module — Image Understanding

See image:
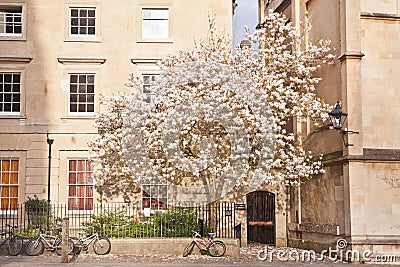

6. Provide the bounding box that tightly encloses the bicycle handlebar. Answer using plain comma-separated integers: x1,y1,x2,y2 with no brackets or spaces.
192,231,202,238
5,224,18,230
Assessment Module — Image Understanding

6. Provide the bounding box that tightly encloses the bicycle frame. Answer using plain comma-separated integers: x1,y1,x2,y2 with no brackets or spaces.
74,232,99,249
0,225,18,246
190,232,215,252
34,233,61,250
191,236,210,251
0,231,9,247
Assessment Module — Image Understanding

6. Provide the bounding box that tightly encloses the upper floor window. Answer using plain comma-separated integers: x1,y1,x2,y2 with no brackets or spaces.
0,73,20,115
0,159,19,210
69,73,95,115
142,9,169,39
0,6,22,36
68,159,93,212
142,74,158,103
70,7,96,36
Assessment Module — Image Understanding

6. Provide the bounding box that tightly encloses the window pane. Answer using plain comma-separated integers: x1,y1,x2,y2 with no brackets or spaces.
70,94,77,102
159,185,167,197
68,186,76,197
8,186,17,198
159,199,167,209
70,104,77,112
87,94,94,103
87,104,94,112
86,186,93,197
71,18,78,26
85,198,93,210
88,27,95,34
142,198,150,208
77,198,85,209
11,160,18,171
4,93,11,102
2,172,9,184
1,186,8,197
151,198,158,209
68,198,77,210
77,172,85,184
77,186,85,197
69,173,76,184
71,9,78,17
69,160,77,171
87,85,94,93
10,173,18,184
79,9,87,17
151,185,158,197
142,185,150,197
78,104,86,112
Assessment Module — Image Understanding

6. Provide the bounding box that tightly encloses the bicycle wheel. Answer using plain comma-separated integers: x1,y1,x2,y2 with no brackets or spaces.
183,242,195,257
55,238,75,256
8,235,23,256
93,236,111,255
25,238,44,256
207,240,226,257
70,237,82,255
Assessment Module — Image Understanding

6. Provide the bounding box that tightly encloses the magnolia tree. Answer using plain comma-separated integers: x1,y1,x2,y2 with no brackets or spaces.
89,13,334,204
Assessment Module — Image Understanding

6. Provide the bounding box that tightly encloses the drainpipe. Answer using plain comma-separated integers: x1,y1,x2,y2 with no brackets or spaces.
47,135,54,203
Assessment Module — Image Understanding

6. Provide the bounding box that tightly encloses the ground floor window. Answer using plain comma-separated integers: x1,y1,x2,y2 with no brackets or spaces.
68,159,93,212
141,184,167,212
0,158,19,210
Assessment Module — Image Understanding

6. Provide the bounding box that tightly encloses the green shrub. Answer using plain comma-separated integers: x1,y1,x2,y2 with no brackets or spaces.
81,207,213,238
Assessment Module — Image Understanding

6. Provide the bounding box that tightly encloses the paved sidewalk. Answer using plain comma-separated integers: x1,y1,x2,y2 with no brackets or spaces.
1,254,398,267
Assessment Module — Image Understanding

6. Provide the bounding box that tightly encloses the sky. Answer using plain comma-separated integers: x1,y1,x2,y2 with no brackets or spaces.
232,0,258,49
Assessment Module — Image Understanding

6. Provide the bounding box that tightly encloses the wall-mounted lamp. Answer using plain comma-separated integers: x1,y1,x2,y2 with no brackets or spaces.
239,39,252,50
328,102,359,147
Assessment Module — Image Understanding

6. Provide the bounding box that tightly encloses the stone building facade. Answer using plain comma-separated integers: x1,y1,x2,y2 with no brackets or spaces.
0,0,232,211
261,0,400,257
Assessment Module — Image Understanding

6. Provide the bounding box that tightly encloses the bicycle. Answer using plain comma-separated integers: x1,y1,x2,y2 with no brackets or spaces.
0,224,24,256
24,227,74,256
71,232,111,255
183,231,226,257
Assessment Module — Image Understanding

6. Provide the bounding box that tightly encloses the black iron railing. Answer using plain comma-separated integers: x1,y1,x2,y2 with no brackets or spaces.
0,202,236,239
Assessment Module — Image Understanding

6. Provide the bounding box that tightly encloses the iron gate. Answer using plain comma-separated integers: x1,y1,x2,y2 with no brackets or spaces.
246,191,275,245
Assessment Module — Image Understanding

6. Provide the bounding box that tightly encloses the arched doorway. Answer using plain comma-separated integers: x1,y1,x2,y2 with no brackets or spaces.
246,191,275,245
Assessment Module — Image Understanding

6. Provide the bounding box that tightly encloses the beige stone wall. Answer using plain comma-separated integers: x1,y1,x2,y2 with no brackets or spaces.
0,0,232,203
349,162,400,239
361,0,398,14
361,17,400,149
263,0,400,255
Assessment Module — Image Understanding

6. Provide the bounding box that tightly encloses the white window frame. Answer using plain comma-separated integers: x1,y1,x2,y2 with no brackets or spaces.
141,184,168,215
67,158,94,214
68,73,96,116
142,8,169,40
142,74,159,104
64,3,100,42
0,72,21,115
69,7,96,37
0,2,26,40
0,158,19,214
138,6,173,43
